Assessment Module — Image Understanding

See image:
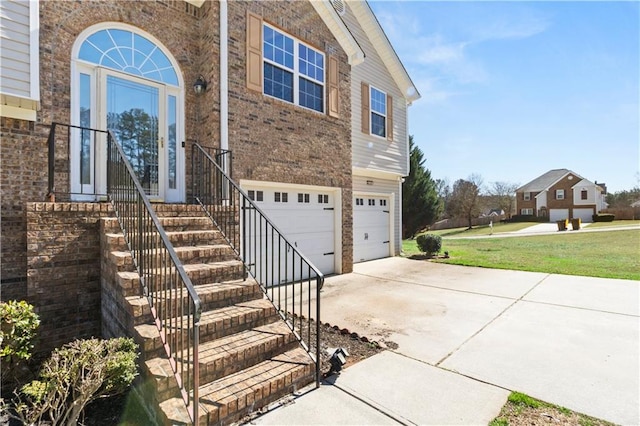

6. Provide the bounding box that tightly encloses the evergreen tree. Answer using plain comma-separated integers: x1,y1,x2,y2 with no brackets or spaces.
402,136,441,238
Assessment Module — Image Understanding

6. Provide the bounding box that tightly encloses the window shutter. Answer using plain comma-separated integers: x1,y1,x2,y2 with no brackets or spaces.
386,94,393,141
246,11,263,92
361,82,370,134
327,56,339,118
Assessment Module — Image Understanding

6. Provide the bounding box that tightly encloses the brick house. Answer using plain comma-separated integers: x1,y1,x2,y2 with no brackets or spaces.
515,169,607,222
1,0,418,422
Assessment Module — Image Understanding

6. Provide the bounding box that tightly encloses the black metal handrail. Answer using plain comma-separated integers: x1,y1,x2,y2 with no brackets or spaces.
191,142,322,386
107,131,202,423
46,123,201,422
46,122,107,200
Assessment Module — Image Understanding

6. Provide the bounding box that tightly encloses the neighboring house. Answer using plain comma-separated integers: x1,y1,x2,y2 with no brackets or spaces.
487,208,505,217
515,169,607,222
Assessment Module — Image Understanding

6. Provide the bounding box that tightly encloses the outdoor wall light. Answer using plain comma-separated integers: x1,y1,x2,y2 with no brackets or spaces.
328,347,349,375
193,75,207,94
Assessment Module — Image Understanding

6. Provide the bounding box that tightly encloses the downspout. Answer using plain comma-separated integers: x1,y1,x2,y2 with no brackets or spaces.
220,0,229,158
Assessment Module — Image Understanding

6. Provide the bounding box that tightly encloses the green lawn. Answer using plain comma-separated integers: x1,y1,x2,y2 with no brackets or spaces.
586,219,640,228
403,229,640,280
427,222,537,237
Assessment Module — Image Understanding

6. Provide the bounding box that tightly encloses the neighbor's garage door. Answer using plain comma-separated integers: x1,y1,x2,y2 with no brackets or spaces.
353,195,390,263
549,209,570,222
243,185,336,279
573,208,594,223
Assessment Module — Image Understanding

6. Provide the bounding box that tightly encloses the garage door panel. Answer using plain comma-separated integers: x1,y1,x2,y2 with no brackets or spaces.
243,184,336,282
573,208,594,223
549,209,569,222
353,196,390,263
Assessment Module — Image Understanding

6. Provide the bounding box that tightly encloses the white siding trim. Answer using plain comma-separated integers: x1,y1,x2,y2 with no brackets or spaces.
29,0,39,101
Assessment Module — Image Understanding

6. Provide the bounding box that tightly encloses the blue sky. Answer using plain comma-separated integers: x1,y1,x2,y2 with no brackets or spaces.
368,1,639,193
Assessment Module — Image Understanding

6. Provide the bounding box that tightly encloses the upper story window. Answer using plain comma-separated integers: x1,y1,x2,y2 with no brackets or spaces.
361,82,393,141
262,24,325,113
370,86,387,137
581,189,588,200
523,192,531,201
556,189,565,200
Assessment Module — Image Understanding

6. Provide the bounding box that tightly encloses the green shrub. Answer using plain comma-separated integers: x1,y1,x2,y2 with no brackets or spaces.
12,337,139,426
592,213,615,222
1,300,40,364
416,233,442,256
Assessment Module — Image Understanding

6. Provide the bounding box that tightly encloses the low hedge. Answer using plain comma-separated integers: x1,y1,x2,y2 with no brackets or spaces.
592,213,615,222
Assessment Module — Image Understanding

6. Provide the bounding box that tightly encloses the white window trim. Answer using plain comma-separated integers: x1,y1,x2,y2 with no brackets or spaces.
369,85,387,139
521,208,533,215
524,192,530,201
556,189,565,200
262,23,325,114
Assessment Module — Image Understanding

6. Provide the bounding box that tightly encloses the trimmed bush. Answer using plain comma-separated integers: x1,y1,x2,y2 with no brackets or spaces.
11,337,138,425
592,213,615,222
416,233,442,256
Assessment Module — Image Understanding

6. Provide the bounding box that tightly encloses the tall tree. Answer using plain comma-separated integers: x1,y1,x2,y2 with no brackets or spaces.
402,136,441,238
487,181,519,218
446,174,484,229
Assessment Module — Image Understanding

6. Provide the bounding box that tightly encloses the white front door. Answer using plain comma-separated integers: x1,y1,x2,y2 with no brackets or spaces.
71,25,184,202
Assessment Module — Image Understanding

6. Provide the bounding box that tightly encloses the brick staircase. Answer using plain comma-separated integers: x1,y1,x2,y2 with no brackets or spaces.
101,204,316,425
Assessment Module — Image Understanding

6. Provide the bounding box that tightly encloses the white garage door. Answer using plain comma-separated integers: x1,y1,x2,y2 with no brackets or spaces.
573,208,594,223
353,195,390,263
242,185,336,282
549,209,569,222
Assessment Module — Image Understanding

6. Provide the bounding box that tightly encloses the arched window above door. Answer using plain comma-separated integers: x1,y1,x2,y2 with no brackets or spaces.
78,28,178,86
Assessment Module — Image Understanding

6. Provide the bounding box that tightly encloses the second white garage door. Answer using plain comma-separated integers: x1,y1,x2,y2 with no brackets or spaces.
242,185,336,278
572,208,594,223
353,195,390,263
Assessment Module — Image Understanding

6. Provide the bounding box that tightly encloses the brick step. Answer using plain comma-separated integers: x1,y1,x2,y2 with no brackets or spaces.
114,260,246,298
103,230,229,252
108,245,237,271
135,298,278,358
122,277,263,323
151,204,209,217
145,321,299,401
159,347,315,425
158,217,215,232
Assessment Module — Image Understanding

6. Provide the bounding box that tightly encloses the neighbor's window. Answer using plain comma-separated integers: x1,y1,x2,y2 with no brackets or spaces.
521,208,533,215
523,192,531,201
370,86,387,137
556,189,565,200
263,24,324,112
581,189,588,200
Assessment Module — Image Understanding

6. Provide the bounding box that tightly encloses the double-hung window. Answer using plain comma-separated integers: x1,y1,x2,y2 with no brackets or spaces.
262,24,324,112
556,189,565,200
370,86,387,137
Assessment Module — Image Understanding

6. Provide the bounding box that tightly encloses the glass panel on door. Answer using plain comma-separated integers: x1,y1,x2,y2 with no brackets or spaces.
106,75,160,197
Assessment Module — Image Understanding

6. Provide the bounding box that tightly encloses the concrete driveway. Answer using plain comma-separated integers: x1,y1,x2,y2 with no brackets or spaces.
316,258,639,425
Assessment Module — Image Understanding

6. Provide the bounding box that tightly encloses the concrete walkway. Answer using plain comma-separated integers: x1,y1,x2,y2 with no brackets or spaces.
251,258,639,425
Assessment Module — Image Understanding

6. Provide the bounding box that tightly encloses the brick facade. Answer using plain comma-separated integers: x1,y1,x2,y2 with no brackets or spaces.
3,0,353,321
25,202,114,355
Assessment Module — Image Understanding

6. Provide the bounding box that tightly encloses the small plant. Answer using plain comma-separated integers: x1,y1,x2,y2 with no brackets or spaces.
415,233,442,256
11,337,138,426
508,391,541,408
1,300,40,386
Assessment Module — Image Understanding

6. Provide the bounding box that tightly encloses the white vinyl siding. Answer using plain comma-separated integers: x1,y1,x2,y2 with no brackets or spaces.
353,174,400,255
344,4,408,176
0,0,39,120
